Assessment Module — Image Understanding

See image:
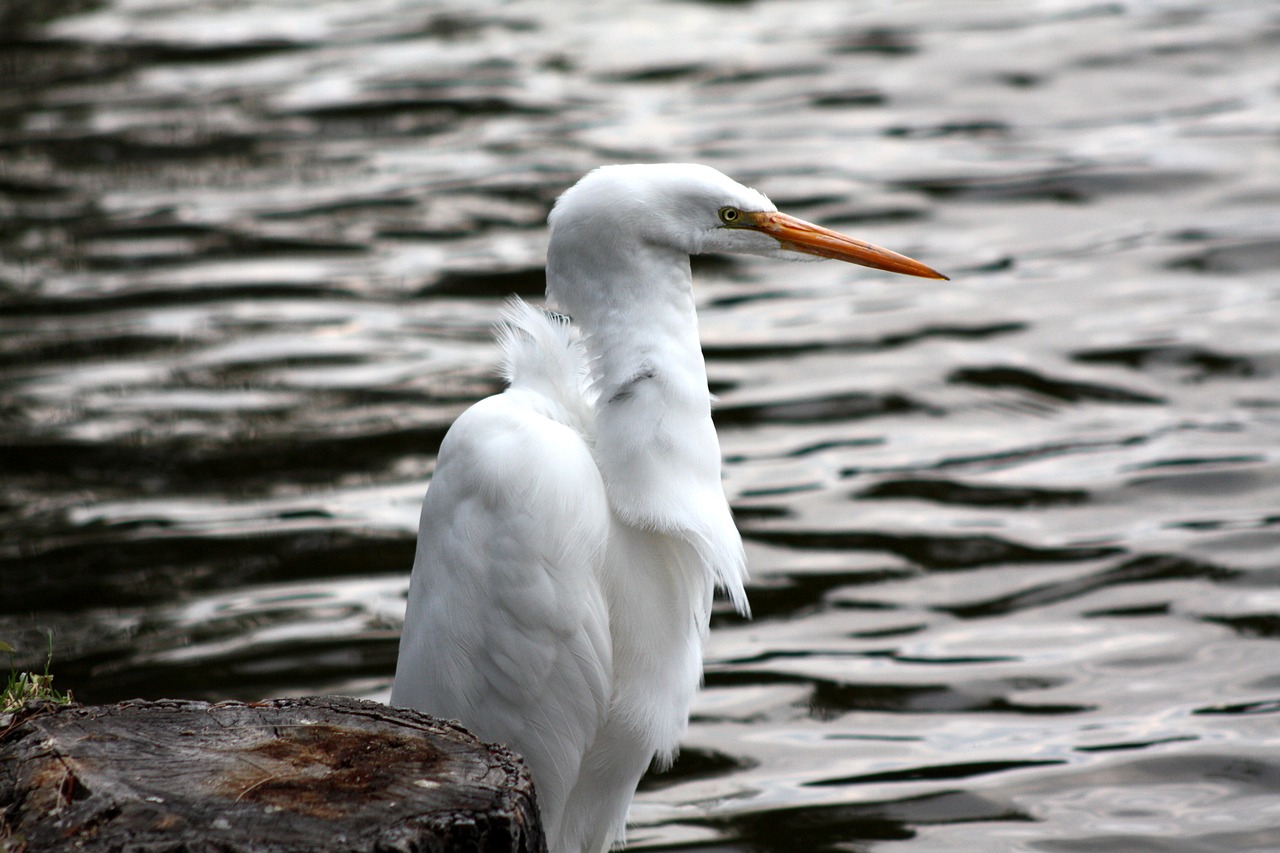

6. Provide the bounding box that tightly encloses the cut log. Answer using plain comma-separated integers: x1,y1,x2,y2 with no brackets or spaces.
0,695,546,852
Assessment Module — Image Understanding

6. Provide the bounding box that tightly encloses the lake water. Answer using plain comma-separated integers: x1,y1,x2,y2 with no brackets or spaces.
3,0,1280,850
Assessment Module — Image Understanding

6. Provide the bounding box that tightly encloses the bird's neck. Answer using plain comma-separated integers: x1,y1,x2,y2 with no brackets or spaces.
546,238,718,516
547,241,708,401
546,238,745,613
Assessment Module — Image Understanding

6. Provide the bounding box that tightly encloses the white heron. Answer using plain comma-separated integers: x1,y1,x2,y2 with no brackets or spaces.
391,163,946,853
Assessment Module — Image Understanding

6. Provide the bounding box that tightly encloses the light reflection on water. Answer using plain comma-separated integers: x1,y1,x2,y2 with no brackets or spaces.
2,0,1279,850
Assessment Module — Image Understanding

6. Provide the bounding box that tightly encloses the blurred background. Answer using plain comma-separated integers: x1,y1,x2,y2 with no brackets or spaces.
2,0,1279,850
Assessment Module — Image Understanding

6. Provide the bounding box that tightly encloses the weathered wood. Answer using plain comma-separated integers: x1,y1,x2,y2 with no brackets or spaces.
0,696,546,852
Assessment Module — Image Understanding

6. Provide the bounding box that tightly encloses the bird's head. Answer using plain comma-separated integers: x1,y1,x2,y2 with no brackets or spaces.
549,163,947,280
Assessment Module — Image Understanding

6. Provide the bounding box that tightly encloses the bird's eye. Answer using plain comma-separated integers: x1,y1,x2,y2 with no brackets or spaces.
718,207,741,225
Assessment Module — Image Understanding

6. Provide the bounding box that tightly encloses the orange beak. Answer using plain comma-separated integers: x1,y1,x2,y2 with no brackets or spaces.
744,211,948,280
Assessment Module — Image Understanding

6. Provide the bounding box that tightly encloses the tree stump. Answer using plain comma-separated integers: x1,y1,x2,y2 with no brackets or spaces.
0,696,546,852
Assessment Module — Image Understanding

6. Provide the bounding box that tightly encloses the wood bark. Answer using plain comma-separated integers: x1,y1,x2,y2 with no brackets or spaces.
0,695,546,852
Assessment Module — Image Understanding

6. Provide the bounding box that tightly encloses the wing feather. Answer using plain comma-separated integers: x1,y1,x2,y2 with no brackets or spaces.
391,387,612,843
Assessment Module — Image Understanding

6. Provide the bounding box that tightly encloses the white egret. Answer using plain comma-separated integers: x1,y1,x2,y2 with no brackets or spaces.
391,163,946,853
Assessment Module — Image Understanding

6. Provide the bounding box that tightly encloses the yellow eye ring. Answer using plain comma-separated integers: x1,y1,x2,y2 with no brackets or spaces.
718,207,741,225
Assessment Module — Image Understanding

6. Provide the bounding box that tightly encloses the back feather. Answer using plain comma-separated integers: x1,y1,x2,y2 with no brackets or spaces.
496,297,592,428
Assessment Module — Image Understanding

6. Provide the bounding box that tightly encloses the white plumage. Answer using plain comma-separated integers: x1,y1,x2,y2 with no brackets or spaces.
391,163,945,853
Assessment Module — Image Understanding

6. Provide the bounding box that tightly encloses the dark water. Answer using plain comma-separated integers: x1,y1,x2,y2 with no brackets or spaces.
3,0,1280,850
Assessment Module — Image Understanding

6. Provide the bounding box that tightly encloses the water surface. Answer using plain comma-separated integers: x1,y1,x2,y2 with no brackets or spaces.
3,1,1280,850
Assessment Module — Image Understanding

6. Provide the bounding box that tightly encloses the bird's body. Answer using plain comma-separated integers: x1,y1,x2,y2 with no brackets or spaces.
391,164,944,853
